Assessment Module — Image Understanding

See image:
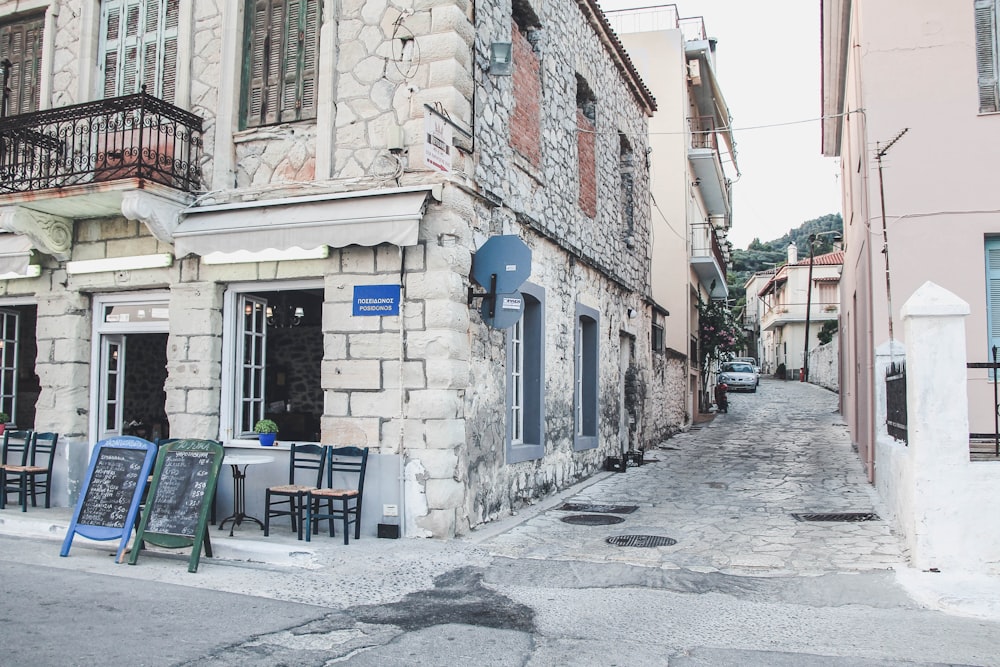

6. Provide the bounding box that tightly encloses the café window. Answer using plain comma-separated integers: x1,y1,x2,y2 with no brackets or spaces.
224,282,323,442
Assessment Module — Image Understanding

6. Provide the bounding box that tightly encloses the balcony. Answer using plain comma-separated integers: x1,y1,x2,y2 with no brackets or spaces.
688,115,731,220
690,222,727,297
0,90,203,219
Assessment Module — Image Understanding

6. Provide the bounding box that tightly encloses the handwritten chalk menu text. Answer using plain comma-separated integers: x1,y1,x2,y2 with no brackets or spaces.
131,439,223,573
60,436,157,563
78,447,146,527
146,449,214,536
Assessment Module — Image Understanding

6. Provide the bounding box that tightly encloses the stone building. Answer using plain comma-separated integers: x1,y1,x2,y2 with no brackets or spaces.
0,0,654,537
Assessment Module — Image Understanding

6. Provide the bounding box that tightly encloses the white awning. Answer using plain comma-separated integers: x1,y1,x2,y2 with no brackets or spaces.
173,185,439,258
0,233,34,275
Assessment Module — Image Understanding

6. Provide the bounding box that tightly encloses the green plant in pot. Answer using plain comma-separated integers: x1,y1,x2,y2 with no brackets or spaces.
253,419,279,446
0,412,9,435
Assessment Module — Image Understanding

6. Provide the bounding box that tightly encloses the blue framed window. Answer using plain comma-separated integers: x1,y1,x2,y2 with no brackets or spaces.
574,303,599,450
985,238,1000,375
506,283,545,463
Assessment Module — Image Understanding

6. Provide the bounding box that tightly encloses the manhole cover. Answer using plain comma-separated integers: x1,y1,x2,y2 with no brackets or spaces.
606,535,677,548
791,512,880,522
557,503,638,514
561,514,625,526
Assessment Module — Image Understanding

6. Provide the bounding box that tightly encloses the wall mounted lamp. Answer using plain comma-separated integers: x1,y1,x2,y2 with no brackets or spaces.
489,42,513,75
66,253,173,275
627,307,638,319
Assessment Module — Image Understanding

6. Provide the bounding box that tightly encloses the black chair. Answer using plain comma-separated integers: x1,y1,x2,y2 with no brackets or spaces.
264,443,326,540
305,446,368,545
1,430,55,512
0,430,32,510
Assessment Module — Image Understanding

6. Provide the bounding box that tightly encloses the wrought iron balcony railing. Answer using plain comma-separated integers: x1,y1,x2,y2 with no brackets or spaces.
0,89,203,194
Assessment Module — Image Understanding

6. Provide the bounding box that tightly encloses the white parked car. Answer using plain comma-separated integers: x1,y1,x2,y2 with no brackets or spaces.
719,361,759,393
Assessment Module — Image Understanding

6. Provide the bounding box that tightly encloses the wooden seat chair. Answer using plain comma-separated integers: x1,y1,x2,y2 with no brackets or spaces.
2,431,57,512
0,430,32,510
305,446,368,545
264,443,326,540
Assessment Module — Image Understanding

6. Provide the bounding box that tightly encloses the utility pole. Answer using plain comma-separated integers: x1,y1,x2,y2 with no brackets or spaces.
875,128,909,348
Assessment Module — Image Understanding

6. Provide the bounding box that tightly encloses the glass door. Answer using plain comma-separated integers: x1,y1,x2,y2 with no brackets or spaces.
99,334,126,440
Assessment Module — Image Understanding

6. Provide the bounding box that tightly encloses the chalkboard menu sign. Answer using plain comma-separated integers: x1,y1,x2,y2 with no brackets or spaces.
61,436,157,563
130,439,223,573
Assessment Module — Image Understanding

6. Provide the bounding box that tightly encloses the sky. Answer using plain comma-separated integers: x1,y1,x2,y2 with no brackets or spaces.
597,0,843,249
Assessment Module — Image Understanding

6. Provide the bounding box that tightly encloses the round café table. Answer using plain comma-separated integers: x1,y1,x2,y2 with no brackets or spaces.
218,452,274,536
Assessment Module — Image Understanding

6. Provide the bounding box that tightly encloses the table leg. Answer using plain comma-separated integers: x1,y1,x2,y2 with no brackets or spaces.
217,464,265,536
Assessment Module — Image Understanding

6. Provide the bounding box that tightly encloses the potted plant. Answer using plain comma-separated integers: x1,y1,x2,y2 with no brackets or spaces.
0,412,8,435
253,419,279,447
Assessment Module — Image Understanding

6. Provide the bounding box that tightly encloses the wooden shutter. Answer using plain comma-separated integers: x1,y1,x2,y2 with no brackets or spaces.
243,0,319,128
0,15,44,115
975,0,999,113
100,0,177,100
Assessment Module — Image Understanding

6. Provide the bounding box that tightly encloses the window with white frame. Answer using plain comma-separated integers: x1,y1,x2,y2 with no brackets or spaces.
574,303,599,450
224,284,323,442
976,0,1000,113
99,0,179,102
507,283,545,462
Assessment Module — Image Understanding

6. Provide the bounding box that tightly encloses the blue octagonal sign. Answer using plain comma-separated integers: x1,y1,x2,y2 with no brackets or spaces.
470,235,531,294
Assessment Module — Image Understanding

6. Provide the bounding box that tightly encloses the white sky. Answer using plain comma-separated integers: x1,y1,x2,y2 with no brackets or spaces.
597,1,843,249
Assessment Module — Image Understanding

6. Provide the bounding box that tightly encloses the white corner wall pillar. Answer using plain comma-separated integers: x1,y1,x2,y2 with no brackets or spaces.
900,281,971,570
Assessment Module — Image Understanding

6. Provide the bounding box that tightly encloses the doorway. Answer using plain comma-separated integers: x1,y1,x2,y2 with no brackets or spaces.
91,295,170,442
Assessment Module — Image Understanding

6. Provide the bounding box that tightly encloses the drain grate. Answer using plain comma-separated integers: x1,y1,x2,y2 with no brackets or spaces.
561,514,625,526
606,535,677,548
557,503,638,514
792,512,880,522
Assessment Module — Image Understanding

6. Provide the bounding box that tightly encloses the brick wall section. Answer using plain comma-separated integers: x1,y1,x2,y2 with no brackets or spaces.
577,109,597,217
510,23,541,168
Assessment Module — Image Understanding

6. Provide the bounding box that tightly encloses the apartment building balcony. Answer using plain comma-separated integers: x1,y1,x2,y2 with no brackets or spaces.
691,222,727,297
688,115,732,220
761,302,839,331
0,90,203,220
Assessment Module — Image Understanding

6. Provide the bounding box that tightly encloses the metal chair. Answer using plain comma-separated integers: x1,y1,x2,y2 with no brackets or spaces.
0,430,32,510
305,446,368,544
263,443,326,540
1,431,57,512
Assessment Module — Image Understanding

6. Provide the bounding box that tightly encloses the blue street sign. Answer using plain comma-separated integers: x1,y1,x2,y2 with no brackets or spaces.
353,284,401,316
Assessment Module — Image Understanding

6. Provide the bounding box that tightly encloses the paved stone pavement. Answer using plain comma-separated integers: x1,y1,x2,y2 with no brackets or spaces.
479,378,904,575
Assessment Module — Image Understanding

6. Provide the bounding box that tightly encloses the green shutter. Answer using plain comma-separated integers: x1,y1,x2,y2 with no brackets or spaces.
100,0,177,100
242,0,319,128
975,0,999,113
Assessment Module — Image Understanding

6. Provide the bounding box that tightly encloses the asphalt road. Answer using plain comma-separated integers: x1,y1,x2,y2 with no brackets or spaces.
2,533,998,666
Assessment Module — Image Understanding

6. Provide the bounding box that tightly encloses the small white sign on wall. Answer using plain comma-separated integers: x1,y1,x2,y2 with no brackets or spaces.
424,112,452,174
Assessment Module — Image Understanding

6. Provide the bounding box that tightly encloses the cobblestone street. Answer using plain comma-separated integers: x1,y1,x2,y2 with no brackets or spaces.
481,378,906,575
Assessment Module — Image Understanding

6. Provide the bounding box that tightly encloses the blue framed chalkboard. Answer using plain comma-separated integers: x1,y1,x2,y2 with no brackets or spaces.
60,436,157,563
129,439,223,573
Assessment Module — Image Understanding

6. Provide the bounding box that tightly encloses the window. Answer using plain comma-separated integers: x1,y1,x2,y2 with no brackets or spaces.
0,309,20,420
651,321,664,352
510,3,542,167
985,238,1000,373
976,0,999,113
576,75,597,218
100,0,179,102
574,303,599,450
507,283,544,462
241,0,321,129
224,284,324,441
620,133,635,242
0,13,44,115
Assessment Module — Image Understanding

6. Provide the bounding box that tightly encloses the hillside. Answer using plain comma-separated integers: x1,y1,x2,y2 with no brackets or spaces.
727,213,843,306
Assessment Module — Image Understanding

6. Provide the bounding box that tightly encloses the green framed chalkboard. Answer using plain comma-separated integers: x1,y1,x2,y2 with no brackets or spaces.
129,439,223,573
